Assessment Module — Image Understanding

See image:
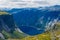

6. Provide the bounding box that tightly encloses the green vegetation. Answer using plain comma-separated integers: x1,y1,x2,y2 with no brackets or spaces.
2,30,12,39
0,11,9,15
2,30,26,39
11,30,26,39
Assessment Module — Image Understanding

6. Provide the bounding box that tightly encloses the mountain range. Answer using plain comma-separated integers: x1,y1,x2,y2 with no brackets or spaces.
0,5,60,39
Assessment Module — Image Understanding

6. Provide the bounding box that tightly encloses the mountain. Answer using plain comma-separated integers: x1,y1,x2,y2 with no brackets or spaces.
1,5,59,36
0,5,60,36
0,11,27,39
0,12,15,33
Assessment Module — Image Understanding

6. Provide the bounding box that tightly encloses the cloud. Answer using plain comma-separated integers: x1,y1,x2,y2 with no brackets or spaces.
0,0,60,8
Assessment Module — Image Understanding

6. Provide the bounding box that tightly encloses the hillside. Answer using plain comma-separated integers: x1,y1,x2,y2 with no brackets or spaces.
21,22,60,40
0,5,60,40
8,5,60,35
0,11,27,39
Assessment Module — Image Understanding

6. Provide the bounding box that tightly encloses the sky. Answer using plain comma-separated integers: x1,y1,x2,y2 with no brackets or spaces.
0,0,60,8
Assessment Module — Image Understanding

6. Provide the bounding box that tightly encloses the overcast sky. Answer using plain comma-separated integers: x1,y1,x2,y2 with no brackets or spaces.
0,0,60,8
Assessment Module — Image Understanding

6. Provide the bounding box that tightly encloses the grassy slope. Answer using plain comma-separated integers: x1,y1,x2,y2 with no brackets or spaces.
0,11,8,15
2,30,26,39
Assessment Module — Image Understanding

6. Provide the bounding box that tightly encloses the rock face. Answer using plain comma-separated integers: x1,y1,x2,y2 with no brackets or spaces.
0,12,16,39
0,12,27,39
0,12,16,33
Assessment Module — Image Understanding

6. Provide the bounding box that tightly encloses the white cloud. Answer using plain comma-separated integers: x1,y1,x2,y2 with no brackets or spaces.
0,0,60,8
